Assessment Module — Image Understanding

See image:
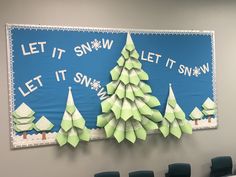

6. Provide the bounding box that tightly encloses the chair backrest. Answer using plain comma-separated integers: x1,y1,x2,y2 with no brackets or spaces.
94,171,120,177
129,170,154,177
166,163,191,177
210,156,233,177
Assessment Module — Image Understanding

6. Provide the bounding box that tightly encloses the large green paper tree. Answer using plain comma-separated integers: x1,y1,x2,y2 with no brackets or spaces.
160,84,192,139
13,103,35,139
202,97,216,123
56,87,91,147
97,33,163,143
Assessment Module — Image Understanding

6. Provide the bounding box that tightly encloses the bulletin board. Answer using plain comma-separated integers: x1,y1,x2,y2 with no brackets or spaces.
6,24,217,148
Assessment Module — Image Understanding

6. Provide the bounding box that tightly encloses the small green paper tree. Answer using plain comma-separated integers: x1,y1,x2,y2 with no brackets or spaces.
13,103,35,139
34,116,54,140
97,33,163,143
56,87,91,148
160,84,192,139
202,97,216,123
189,107,203,125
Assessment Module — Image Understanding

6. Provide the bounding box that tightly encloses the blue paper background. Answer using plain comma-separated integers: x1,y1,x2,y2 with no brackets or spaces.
9,27,215,133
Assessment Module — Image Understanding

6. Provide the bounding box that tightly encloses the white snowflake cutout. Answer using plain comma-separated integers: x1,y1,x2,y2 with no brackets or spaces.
91,39,102,50
192,67,201,77
90,80,101,91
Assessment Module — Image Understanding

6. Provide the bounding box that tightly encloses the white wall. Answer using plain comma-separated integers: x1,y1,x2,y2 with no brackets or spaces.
0,0,236,177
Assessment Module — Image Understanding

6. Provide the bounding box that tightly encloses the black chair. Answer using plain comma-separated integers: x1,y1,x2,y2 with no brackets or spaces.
94,171,120,177
210,156,233,177
165,163,191,177
129,170,154,177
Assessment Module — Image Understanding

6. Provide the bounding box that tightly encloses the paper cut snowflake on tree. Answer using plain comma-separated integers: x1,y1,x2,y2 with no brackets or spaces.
192,67,201,77
91,39,102,50
90,80,101,91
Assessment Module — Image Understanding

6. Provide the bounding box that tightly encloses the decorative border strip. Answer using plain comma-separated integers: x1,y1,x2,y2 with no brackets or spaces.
6,23,214,35
6,24,217,148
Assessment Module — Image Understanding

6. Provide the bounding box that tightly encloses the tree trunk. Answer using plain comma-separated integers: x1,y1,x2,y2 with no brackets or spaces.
195,120,198,125
208,116,211,123
23,132,27,139
42,132,46,140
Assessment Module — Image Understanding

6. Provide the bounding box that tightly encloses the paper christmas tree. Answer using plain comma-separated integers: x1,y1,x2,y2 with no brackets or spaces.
56,87,91,148
160,84,192,139
13,103,35,139
189,107,203,125
34,116,54,140
202,97,216,123
97,33,163,143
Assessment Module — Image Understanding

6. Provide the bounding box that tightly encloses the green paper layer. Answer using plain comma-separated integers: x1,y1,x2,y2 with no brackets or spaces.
78,127,91,141
113,120,125,143
106,81,119,94
202,109,216,116
132,103,142,121
139,81,152,94
179,120,192,134
190,107,203,120
159,119,169,138
125,33,135,52
115,82,125,99
72,109,85,129
67,128,80,147
148,110,163,122
12,102,35,118
110,66,121,80
121,47,129,59
143,94,160,108
135,99,153,116
117,56,125,66
14,116,35,124
111,99,122,119
56,129,68,146
141,116,158,131
130,50,139,59
121,98,132,121
168,85,177,108
101,95,116,113
129,70,140,85
164,104,175,123
119,68,129,84
132,85,144,98
170,120,182,139
202,97,216,110
126,85,135,101
124,59,133,70
104,118,118,138
132,120,147,140
34,116,54,131
131,59,142,69
14,123,34,132
137,69,149,80
96,113,113,127
125,121,136,143
61,111,73,132
66,88,76,115
174,104,185,120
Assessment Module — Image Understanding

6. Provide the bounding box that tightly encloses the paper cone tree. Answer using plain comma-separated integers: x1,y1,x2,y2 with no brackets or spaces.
202,97,216,123
189,107,203,125
160,84,192,139
12,103,35,139
97,33,163,143
56,87,91,147
34,116,54,140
